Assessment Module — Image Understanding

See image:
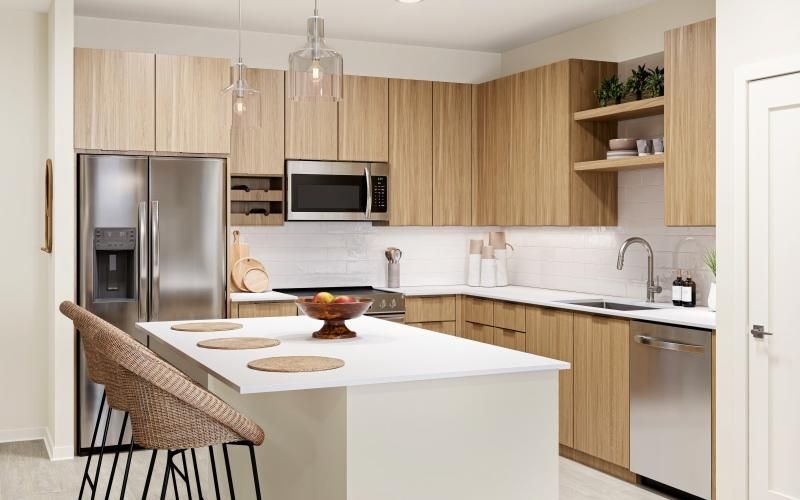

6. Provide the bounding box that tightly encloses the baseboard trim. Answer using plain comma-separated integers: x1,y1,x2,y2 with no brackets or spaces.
560,444,637,483
0,427,45,444
43,427,74,461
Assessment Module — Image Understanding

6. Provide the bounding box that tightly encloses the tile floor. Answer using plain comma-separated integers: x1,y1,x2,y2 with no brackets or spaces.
0,440,671,499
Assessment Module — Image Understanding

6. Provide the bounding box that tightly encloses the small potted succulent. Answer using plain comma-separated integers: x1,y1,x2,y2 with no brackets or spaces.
644,66,665,98
626,64,650,100
594,74,627,106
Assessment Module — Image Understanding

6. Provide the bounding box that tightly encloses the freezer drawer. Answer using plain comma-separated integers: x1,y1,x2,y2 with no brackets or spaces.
630,321,712,499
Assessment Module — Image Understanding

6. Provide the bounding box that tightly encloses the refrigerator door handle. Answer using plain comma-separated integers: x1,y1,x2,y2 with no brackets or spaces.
138,201,148,321
151,200,160,320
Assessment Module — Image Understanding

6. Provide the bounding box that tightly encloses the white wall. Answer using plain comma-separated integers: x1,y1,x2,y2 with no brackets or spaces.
716,1,800,497
500,0,715,76
0,9,50,443
74,16,501,83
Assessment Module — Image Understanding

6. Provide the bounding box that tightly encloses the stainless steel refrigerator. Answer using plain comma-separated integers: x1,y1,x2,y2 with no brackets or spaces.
77,154,227,453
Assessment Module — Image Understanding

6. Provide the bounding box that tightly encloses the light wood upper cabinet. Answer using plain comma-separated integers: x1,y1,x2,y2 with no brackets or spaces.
389,79,433,226
665,18,716,226
433,82,472,226
230,68,285,176
155,55,232,154
74,48,155,152
526,306,575,448
573,313,630,468
338,76,388,162
285,73,339,161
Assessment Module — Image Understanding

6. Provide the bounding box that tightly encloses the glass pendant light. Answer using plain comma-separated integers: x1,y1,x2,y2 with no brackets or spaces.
223,0,260,121
288,0,344,102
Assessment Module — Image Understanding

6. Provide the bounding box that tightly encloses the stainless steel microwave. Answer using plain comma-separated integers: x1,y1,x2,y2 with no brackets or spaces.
286,161,389,221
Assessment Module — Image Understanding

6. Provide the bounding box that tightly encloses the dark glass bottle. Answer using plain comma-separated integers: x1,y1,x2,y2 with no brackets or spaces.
681,271,697,307
672,270,684,306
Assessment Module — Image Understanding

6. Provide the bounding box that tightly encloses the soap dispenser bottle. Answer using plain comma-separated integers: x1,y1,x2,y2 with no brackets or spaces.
672,270,684,306
681,271,697,308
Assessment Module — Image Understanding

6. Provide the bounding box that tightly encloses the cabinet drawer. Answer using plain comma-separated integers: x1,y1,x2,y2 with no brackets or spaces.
463,322,494,344
405,296,457,323
494,301,526,332
493,328,526,352
406,321,456,336
463,296,494,325
234,302,297,318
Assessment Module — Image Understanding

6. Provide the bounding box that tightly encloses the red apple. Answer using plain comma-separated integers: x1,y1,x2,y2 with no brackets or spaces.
333,295,356,304
313,292,335,304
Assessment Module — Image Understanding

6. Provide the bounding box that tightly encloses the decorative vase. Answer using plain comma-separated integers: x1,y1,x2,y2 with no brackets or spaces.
707,282,717,311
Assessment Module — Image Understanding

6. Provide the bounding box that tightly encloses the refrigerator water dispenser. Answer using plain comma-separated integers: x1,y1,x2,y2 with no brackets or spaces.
93,227,136,300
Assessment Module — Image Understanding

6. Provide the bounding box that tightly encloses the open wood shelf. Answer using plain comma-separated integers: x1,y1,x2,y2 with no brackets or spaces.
574,155,664,172
574,96,664,122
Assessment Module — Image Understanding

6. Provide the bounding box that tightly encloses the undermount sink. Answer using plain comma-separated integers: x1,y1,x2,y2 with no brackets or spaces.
556,299,658,311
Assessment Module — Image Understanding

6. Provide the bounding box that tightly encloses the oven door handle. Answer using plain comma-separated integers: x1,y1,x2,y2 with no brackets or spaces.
365,165,373,220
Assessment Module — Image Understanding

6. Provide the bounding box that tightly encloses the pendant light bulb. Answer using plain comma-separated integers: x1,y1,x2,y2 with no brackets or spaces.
288,0,343,102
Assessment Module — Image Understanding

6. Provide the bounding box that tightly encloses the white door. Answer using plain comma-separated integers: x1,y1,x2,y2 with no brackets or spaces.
748,71,800,500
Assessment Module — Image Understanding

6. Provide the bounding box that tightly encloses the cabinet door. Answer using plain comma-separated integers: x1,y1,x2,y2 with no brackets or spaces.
407,321,456,336
664,18,716,226
155,55,231,154
473,77,512,226
285,73,338,160
74,48,155,151
230,69,285,175
339,76,388,162
494,301,526,332
463,322,494,344
234,302,298,318
433,82,472,226
573,313,630,467
405,296,456,323
494,328,526,351
527,307,574,447
463,296,494,325
389,79,433,226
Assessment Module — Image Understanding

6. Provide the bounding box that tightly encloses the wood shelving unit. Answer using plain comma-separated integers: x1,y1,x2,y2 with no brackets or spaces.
574,96,664,122
230,175,284,226
574,155,664,172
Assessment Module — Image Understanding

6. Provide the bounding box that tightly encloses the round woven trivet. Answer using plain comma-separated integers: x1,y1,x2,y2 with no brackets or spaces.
247,356,345,373
197,337,280,350
170,322,243,332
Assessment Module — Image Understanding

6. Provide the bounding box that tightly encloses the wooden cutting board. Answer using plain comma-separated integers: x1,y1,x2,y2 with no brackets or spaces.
230,230,250,291
243,268,269,293
232,257,265,291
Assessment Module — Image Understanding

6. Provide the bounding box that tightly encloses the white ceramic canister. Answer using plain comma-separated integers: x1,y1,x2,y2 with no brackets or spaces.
467,239,483,287
480,246,497,288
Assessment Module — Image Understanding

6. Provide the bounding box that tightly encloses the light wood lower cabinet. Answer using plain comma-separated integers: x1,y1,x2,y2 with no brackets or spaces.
463,321,494,344
463,296,494,325
526,306,575,448
232,302,298,318
493,328,526,351
407,321,456,336
573,313,630,468
494,301,526,332
405,296,456,323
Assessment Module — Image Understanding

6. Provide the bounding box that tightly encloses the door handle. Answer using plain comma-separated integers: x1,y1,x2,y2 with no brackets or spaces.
138,202,148,322
151,200,160,321
751,325,773,339
634,335,705,353
365,165,373,220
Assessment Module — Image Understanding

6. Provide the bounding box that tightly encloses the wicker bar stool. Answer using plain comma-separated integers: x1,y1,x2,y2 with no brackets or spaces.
61,301,265,499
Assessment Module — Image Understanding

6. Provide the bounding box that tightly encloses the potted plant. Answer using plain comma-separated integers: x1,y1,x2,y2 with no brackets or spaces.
594,75,627,106
644,66,665,97
626,64,649,100
704,248,716,311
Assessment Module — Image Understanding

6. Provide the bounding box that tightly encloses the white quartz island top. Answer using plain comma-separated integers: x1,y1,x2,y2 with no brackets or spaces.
137,315,568,394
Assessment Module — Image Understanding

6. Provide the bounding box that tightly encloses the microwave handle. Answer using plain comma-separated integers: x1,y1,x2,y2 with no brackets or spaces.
365,165,373,219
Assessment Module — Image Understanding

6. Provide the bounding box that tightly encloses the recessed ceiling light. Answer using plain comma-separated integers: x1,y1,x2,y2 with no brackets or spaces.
396,0,423,4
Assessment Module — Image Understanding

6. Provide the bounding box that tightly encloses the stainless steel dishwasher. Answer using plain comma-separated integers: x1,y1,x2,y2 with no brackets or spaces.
630,321,712,499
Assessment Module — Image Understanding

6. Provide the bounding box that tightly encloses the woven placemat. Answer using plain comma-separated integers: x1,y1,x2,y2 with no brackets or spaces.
171,322,243,332
247,356,345,373
197,337,280,350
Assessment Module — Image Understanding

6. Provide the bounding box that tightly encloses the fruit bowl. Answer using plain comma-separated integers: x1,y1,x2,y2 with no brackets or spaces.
296,298,373,339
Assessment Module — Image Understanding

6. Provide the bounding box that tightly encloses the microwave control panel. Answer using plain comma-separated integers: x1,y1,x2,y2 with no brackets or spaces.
372,176,388,213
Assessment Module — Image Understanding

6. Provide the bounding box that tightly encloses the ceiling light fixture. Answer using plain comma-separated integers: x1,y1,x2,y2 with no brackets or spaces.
222,0,260,119
288,0,344,102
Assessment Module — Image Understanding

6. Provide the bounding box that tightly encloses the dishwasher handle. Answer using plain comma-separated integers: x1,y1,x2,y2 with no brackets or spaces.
634,335,705,354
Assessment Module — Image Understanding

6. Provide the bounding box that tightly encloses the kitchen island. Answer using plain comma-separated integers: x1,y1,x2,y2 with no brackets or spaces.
138,315,568,500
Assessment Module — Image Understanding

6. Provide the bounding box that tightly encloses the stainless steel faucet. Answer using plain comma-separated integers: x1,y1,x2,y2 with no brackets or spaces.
617,237,662,303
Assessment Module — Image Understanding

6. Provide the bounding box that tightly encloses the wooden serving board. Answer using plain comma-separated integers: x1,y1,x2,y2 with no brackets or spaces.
230,230,250,292
171,322,243,332
232,257,265,291
243,267,269,293
197,337,280,350
247,356,345,373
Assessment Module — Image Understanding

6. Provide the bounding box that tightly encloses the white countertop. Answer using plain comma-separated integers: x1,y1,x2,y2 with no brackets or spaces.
137,315,568,395
230,291,298,303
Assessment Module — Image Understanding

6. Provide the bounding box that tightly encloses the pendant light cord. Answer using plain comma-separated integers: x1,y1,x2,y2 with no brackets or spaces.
237,0,242,61
314,0,319,16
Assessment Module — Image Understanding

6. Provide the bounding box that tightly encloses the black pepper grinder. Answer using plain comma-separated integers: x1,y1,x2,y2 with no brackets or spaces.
681,271,697,307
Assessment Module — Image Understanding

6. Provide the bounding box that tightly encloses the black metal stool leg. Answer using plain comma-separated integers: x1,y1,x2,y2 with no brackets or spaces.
80,391,106,500
91,406,114,500
222,444,235,500
190,449,204,500
170,451,180,499
119,439,135,500
208,447,221,500
104,412,129,500
159,453,172,500
248,443,262,500
180,451,193,500
141,450,158,500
